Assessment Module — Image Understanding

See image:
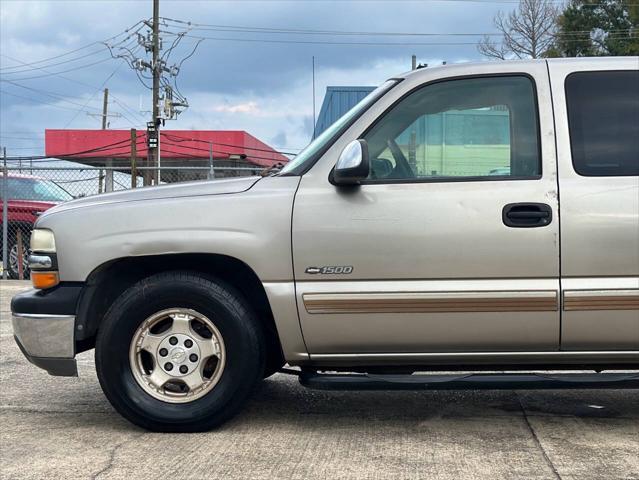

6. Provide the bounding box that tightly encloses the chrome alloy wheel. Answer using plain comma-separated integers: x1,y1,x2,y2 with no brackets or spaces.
129,308,226,403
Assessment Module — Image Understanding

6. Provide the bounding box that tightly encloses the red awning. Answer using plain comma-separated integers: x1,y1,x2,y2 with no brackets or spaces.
45,129,289,167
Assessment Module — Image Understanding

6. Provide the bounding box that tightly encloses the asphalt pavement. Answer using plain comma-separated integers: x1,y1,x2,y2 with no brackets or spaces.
1,280,637,480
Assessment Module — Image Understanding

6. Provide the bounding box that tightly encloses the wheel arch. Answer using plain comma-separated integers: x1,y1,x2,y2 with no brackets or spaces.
75,253,285,371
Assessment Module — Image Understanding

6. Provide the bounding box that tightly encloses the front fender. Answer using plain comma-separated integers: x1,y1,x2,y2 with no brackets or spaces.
36,176,301,283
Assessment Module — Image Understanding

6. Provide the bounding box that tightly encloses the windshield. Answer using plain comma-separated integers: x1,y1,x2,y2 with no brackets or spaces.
0,177,74,202
280,79,399,175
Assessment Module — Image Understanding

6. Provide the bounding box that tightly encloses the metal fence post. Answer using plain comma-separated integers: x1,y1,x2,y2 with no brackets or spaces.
131,128,137,188
2,147,8,280
208,142,215,180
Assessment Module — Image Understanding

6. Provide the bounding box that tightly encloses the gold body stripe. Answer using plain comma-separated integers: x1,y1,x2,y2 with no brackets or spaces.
303,291,558,314
563,290,639,311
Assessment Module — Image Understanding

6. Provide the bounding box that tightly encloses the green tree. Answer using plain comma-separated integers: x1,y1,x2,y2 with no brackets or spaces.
553,0,639,56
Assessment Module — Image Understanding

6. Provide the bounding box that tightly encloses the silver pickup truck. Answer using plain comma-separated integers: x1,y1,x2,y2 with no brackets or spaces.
11,57,639,432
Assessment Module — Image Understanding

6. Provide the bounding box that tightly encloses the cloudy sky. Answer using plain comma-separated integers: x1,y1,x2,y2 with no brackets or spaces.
0,0,508,157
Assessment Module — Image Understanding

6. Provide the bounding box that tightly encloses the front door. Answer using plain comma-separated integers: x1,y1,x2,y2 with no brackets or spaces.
293,66,560,356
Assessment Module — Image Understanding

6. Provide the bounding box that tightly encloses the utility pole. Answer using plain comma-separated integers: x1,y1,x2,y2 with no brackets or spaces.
106,2,193,186
150,0,161,185
101,88,109,129
107,0,195,187
87,88,120,129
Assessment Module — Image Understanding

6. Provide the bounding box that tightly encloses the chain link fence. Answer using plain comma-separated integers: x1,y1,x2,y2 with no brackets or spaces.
1,164,262,280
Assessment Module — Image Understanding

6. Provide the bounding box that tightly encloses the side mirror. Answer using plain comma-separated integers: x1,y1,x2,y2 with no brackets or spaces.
333,139,370,185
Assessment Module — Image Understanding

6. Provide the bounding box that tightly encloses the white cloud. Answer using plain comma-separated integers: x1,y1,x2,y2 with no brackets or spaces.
213,101,260,114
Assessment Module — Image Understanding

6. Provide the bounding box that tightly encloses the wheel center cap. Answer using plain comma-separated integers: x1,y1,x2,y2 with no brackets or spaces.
169,347,187,364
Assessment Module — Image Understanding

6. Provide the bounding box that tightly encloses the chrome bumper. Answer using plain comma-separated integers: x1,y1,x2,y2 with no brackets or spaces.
12,313,77,376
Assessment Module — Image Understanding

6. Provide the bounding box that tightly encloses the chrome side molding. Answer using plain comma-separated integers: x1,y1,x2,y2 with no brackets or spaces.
303,290,559,314
563,289,639,311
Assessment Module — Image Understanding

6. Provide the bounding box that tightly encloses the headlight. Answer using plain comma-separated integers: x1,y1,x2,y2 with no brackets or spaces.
30,229,56,253
29,229,59,289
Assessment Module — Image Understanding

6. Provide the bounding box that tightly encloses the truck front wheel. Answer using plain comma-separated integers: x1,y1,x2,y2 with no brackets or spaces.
95,271,265,432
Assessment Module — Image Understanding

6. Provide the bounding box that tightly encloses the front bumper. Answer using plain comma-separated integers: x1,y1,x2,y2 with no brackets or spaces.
11,285,83,377
12,313,77,376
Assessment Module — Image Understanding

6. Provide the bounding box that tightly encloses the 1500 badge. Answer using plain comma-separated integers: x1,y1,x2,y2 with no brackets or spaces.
305,266,354,275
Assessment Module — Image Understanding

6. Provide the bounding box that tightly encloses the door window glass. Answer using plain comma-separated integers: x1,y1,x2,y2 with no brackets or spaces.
565,70,639,177
363,76,541,181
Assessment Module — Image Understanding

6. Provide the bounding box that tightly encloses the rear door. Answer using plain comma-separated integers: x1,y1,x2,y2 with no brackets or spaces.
548,59,639,350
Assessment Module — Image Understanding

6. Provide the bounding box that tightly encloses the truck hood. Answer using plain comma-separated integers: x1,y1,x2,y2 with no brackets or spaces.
39,176,261,218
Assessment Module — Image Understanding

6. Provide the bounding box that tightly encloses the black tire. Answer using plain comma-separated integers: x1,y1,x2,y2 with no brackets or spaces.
95,271,265,432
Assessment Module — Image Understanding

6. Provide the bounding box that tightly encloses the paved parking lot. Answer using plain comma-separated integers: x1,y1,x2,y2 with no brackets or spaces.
1,280,638,480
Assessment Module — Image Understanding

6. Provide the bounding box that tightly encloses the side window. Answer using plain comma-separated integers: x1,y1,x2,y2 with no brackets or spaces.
363,76,541,181
565,70,639,177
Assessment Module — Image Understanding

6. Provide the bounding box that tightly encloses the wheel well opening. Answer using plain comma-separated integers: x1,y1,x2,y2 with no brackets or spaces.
76,254,285,370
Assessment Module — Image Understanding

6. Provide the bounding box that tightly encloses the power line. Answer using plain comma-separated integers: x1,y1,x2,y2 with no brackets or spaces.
182,29,638,39
0,21,146,72
161,140,289,163
0,89,105,114
2,131,298,162
107,9,195,121
0,46,102,72
64,55,138,128
0,56,116,81
3,136,147,163
161,18,637,38
424,0,639,3
0,39,139,81
0,53,121,90
102,2,202,187
0,52,147,128
1,80,104,111
0,130,45,134
0,135,45,140
110,97,148,124
165,30,638,47
160,146,275,165
1,48,117,75
1,146,44,151
169,32,492,46
2,134,285,165
231,0,639,4
162,132,297,156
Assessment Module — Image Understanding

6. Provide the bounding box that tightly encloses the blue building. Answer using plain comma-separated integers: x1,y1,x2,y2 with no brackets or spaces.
314,86,375,137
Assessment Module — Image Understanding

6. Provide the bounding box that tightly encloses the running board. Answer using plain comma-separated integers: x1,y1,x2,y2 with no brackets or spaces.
298,372,639,390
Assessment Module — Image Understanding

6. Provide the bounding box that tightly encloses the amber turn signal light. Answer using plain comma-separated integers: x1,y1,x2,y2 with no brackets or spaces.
31,271,60,290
